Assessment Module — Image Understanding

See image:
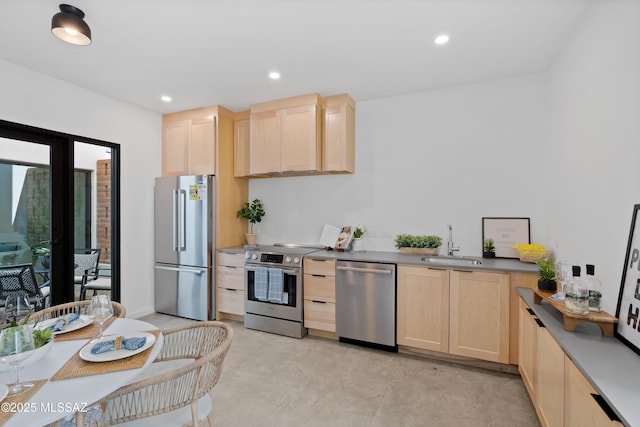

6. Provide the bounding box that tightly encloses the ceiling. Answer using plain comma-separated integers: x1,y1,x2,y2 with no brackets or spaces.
0,0,593,114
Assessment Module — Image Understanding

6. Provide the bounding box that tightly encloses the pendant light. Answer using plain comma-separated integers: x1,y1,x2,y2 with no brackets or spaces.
51,4,92,46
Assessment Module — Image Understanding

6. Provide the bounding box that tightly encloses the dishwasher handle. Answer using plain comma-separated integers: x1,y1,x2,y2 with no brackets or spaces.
336,266,393,275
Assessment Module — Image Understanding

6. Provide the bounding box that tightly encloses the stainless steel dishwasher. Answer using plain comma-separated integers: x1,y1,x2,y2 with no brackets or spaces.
335,260,397,351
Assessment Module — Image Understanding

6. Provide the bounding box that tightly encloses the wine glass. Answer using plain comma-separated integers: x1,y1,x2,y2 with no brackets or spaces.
0,324,36,396
90,295,113,340
4,293,33,325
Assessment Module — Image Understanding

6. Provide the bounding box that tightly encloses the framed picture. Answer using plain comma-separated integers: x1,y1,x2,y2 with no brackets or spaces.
615,204,640,356
482,217,530,259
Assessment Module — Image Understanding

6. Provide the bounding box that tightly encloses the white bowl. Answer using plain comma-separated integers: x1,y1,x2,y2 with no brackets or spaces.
0,339,54,372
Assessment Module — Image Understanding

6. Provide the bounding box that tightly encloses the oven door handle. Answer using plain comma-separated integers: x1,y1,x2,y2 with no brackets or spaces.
244,266,298,275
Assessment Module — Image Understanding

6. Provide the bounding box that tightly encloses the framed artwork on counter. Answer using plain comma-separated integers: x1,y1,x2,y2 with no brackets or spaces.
482,217,530,259
615,204,640,356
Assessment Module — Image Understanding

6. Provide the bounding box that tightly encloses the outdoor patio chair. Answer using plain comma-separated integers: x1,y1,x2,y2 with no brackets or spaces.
74,248,101,300
0,264,50,311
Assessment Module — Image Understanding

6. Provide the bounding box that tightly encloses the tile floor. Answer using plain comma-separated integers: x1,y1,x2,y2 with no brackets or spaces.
139,313,540,427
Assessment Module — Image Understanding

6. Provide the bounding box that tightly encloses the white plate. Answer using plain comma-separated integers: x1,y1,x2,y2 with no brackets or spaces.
0,384,8,402
79,332,156,362
36,315,94,335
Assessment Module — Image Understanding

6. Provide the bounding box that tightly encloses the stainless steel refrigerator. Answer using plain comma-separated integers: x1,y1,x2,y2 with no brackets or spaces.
154,175,215,321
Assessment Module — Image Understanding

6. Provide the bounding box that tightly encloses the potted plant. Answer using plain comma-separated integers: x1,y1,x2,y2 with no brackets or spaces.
351,225,367,251
483,238,496,259
236,199,265,245
537,259,557,292
394,234,442,255
30,241,51,268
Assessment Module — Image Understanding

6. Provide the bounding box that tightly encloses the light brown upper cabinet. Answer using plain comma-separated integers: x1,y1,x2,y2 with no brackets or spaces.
162,108,216,176
234,110,250,178
161,106,249,248
249,93,321,175
323,94,355,173
244,93,355,176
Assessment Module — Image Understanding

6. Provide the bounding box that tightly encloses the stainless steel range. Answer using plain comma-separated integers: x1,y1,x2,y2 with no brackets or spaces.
244,245,320,338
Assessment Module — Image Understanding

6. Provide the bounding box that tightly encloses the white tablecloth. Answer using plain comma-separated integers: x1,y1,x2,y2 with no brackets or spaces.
0,318,163,427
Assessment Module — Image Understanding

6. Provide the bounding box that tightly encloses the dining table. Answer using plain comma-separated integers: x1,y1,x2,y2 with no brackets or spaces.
0,317,163,427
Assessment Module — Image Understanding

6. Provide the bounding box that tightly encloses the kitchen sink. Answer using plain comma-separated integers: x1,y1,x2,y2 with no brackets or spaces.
420,256,482,266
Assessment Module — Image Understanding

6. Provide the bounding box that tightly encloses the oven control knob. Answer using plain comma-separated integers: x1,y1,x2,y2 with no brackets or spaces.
293,257,300,264
251,254,258,260
285,256,292,263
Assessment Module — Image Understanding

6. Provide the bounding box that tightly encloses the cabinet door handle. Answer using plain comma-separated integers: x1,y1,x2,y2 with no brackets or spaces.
311,300,327,304
225,288,237,292
526,308,535,316
311,274,326,277
309,259,328,262
428,267,447,271
452,269,473,273
534,318,545,328
590,394,621,422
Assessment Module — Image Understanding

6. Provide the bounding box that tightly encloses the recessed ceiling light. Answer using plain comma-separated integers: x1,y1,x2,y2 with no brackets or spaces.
161,95,172,102
434,34,450,45
269,71,281,80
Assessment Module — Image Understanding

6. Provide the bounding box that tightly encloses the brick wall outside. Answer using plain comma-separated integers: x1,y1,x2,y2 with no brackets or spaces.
96,159,111,264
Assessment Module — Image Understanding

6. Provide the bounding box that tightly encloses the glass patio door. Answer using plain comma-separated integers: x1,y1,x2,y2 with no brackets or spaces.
0,119,120,307
0,138,52,301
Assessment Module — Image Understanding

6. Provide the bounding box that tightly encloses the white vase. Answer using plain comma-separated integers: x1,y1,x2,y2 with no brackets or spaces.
351,238,364,252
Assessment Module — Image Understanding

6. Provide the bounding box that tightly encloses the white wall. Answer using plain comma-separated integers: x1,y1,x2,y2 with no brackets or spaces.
0,60,162,318
250,74,550,255
548,0,640,314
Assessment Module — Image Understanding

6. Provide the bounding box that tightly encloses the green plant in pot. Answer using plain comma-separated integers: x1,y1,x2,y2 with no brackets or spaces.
236,199,265,245
394,234,442,255
483,238,496,259
537,259,557,292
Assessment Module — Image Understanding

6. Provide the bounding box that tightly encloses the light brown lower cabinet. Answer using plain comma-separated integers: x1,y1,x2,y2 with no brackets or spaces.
303,258,336,332
565,356,623,427
397,266,449,352
535,325,565,427
449,270,510,363
518,298,537,402
518,296,623,427
396,266,509,363
216,251,245,317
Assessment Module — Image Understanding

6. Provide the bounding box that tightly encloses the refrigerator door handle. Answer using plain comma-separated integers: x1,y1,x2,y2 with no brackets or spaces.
172,189,179,251
178,189,187,251
155,265,206,275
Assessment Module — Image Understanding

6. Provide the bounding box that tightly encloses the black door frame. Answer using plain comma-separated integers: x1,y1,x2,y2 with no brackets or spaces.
0,119,121,304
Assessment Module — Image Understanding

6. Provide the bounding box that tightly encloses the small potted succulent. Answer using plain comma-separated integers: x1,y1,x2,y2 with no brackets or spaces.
351,225,367,252
483,238,496,259
537,259,557,292
394,234,442,255
236,199,265,245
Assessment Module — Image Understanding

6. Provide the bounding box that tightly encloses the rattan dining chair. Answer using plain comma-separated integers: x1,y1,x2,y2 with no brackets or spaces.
29,300,126,323
75,321,233,427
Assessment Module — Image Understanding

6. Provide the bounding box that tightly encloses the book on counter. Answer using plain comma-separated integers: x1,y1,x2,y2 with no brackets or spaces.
319,224,354,251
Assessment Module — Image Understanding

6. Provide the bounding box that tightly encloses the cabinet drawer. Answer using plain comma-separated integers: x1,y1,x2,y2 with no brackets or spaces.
304,258,336,276
304,300,335,332
217,288,244,316
304,274,335,302
218,251,245,268
217,265,244,290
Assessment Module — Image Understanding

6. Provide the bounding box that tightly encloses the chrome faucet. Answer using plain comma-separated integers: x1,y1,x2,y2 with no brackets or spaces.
447,224,460,256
